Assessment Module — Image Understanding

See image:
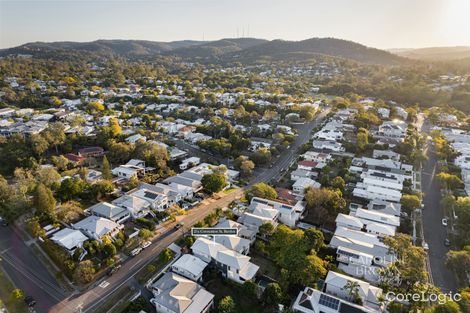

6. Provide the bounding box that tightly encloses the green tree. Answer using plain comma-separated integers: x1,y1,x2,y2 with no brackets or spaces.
252,147,272,165
240,159,255,176
218,296,236,313
259,222,275,237
34,183,56,220
400,194,421,214
263,283,284,307
29,133,50,158
73,260,96,284
102,243,117,258
159,248,174,263
201,173,227,194
139,229,153,239
43,122,66,154
330,176,345,191
437,172,464,191
10,288,24,301
108,118,122,137
102,155,113,180
446,246,470,277
356,127,369,152
431,301,462,313
304,227,324,252
36,167,61,187
246,183,277,201
384,233,427,285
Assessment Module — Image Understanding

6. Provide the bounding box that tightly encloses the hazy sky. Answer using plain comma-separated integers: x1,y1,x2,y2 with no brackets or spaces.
1,0,470,49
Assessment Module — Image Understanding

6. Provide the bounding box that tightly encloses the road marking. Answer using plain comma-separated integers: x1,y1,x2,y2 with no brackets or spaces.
98,281,109,288
129,258,143,270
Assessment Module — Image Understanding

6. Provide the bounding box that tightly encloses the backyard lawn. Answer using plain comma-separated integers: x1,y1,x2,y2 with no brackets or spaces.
205,277,263,313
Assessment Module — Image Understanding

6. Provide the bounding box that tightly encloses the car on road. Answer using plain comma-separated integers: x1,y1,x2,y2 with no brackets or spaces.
174,222,185,230
442,218,448,226
141,241,151,249
24,296,36,307
0,217,8,226
130,247,142,256
423,242,429,251
444,238,451,246
107,264,121,276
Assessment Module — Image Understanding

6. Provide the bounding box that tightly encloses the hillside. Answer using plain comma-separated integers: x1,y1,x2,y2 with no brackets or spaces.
1,37,407,65
392,46,470,61
226,38,406,65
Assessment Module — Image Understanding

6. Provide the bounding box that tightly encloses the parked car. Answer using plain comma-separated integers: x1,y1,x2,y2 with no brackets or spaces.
130,247,142,256
24,296,36,307
444,238,451,246
107,264,121,276
174,222,185,230
0,217,8,226
442,218,448,226
141,241,151,249
423,242,429,251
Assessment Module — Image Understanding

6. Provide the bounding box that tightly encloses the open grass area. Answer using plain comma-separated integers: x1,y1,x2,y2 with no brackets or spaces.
0,268,29,313
205,277,263,313
250,253,281,280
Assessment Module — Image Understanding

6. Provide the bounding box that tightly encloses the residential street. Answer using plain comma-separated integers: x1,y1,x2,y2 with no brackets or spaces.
0,109,330,313
421,121,458,293
0,226,68,313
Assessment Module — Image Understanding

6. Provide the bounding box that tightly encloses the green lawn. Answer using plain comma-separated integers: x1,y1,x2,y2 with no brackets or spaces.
205,277,263,313
250,253,281,280
0,268,29,313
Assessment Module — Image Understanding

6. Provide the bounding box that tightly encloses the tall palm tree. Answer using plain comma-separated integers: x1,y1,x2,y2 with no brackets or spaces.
342,280,360,302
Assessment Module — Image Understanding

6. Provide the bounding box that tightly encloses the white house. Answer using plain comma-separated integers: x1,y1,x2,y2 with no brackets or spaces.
292,177,321,195
87,202,131,224
292,287,381,313
324,271,384,310
51,228,88,255
150,272,214,313
112,195,152,219
72,216,123,242
171,254,208,282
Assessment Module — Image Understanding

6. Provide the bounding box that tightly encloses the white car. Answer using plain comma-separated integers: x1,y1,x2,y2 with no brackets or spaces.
442,218,448,226
131,247,142,256
141,241,151,249
423,242,429,251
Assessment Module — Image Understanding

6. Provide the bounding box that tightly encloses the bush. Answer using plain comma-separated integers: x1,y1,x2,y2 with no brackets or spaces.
136,217,156,231
42,239,76,278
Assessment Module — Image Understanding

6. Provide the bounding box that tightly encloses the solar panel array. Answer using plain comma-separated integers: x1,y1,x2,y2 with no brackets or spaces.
319,293,340,310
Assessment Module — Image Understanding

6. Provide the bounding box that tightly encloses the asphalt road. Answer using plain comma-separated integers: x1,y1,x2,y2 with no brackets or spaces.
0,226,68,313
252,109,330,185
421,121,458,293
49,189,244,313
1,109,331,313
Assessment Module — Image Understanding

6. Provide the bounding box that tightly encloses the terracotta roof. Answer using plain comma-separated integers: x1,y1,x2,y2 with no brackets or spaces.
298,160,318,168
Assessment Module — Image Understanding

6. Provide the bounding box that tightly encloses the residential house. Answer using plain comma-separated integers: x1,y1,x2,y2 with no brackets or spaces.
171,254,208,282
72,216,123,242
190,238,259,284
112,195,152,218
87,202,131,224
150,272,214,313
292,177,321,195
324,271,384,310
292,287,381,313
51,228,88,255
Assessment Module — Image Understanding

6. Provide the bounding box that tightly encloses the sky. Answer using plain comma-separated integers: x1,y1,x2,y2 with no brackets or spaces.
1,0,470,50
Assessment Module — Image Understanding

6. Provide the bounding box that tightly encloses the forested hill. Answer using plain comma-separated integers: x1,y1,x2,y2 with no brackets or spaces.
1,37,407,65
